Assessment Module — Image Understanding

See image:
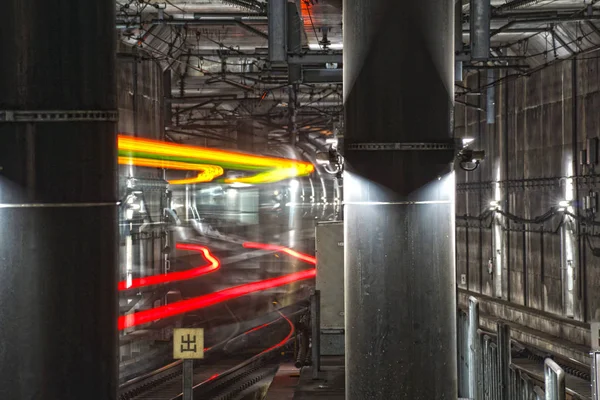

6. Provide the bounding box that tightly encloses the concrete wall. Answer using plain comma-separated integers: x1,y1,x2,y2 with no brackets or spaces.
116,43,169,376
455,56,600,349
117,43,164,139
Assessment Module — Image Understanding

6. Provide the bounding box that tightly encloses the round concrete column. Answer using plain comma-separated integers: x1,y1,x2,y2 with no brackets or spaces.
0,0,118,398
343,1,457,398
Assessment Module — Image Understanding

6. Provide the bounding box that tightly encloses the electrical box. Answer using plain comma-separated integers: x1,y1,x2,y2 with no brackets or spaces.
588,138,599,165
581,150,588,165
316,221,344,355
585,192,598,214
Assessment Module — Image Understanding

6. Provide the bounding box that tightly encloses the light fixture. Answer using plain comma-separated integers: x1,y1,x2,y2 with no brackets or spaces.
462,138,475,146
308,43,343,50
289,179,300,191
230,182,253,188
558,200,571,211
558,200,571,208
489,200,500,210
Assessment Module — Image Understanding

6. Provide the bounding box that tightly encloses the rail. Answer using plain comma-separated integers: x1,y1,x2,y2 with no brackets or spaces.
458,296,589,400
545,359,566,400
118,306,306,400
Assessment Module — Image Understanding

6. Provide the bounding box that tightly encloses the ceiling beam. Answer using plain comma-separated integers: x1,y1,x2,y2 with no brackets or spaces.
288,53,343,65
303,69,343,83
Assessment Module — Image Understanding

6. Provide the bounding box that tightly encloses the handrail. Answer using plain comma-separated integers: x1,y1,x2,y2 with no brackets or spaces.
534,386,545,399
544,358,566,400
468,296,481,400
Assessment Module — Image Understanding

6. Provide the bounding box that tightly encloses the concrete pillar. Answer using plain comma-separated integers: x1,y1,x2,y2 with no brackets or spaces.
343,0,457,399
0,0,117,399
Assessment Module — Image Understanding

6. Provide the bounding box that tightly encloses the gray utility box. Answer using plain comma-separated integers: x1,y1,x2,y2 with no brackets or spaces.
316,221,344,356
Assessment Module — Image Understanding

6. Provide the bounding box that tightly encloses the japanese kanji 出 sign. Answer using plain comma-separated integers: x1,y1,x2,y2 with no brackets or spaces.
173,328,204,359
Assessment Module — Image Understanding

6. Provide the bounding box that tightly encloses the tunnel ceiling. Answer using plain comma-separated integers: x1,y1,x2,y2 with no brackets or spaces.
116,0,600,144
473,1,600,65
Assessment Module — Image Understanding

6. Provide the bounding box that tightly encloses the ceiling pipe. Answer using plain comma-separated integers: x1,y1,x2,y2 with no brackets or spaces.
164,12,267,19
494,0,543,13
162,3,258,13
470,0,491,60
150,17,267,25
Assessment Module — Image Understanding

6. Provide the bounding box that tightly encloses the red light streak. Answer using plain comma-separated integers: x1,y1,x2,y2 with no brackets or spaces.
242,242,316,265
199,312,294,386
207,373,220,381
257,311,295,356
119,268,316,330
244,317,283,336
118,243,220,291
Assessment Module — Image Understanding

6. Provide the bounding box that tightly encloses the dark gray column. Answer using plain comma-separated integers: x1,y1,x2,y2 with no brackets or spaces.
0,0,117,399
343,1,457,399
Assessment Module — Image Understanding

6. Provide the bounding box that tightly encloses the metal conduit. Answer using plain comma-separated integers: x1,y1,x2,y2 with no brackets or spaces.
495,0,544,13
471,0,491,60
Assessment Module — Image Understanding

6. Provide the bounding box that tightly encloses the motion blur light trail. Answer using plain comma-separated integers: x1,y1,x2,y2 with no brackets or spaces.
243,317,283,336
118,243,220,291
117,135,313,183
117,157,224,185
256,311,295,356
242,242,317,265
225,168,302,185
119,268,316,330
198,312,294,387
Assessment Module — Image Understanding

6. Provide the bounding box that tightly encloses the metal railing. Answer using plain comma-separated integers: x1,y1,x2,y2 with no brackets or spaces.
458,296,567,400
544,359,566,400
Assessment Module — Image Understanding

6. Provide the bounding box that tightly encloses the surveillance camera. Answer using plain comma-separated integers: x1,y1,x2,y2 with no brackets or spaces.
315,151,331,165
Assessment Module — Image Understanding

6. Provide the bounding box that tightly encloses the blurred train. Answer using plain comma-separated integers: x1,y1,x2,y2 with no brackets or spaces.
117,135,340,381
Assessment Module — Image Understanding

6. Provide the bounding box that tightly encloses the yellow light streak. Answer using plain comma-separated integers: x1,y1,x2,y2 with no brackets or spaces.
118,157,224,185
118,135,314,172
225,168,301,184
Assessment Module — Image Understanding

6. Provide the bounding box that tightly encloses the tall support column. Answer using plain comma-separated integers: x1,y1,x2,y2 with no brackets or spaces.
343,1,456,399
0,0,117,399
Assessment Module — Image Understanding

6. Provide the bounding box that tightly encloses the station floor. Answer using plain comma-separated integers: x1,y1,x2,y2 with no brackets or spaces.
266,357,345,400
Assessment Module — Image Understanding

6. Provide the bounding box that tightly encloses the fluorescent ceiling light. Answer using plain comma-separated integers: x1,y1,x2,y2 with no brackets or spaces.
308,43,343,50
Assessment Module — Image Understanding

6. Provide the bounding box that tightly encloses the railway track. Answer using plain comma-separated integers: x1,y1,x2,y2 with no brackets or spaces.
511,345,591,399
119,306,305,400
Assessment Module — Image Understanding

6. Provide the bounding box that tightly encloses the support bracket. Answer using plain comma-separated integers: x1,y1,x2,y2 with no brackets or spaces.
346,142,457,151
0,110,119,122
